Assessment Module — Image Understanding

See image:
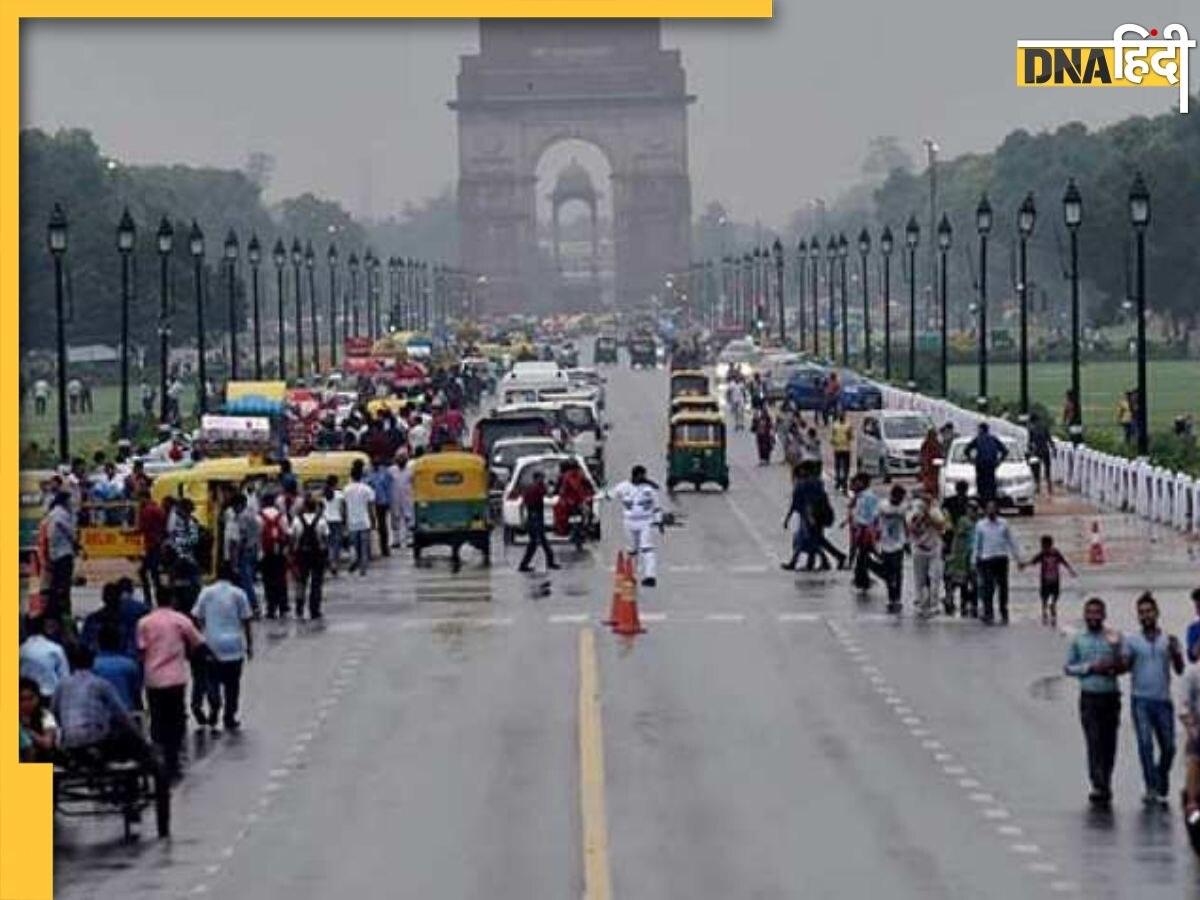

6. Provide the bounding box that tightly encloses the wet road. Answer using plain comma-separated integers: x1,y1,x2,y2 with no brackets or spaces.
56,359,1200,899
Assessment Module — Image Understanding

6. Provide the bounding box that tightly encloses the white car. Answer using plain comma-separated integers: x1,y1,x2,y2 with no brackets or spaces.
500,453,602,544
488,436,562,498
857,411,935,480
939,436,1036,515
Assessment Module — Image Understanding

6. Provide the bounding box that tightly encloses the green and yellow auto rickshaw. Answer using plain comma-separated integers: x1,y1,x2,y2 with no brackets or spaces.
669,394,721,419
669,369,710,400
410,451,492,568
666,412,729,492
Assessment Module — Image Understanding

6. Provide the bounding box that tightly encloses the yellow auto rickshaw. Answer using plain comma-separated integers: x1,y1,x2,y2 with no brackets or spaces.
666,412,729,493
290,451,371,494
151,457,281,578
670,393,721,418
410,451,491,569
669,369,710,400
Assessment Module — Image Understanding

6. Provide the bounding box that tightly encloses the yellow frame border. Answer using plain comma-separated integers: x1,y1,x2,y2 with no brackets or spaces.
3,7,770,897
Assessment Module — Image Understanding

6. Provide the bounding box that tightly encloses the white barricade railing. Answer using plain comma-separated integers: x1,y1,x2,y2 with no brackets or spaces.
874,381,1196,536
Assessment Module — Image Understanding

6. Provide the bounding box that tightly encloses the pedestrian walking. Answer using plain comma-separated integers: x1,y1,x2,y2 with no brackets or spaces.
973,500,1023,624
907,488,946,617
389,451,414,549
137,589,206,779
877,484,909,613
191,562,253,731
322,476,345,576
964,422,1007,505
1178,655,1200,826
726,380,746,432
43,491,78,620
291,496,329,619
1186,588,1200,663
752,406,775,465
344,461,376,576
258,492,290,618
369,459,394,557
166,498,203,613
67,377,83,416
830,412,853,493
918,427,943,498
846,471,880,590
943,499,979,617
1028,414,1054,495
611,465,663,586
1117,392,1135,447
1028,534,1076,624
236,491,261,617
136,490,167,605
517,470,559,573
1064,598,1125,808
33,378,50,416
1122,592,1185,806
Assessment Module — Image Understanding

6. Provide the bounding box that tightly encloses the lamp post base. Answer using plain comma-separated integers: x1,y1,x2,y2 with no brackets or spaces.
976,396,988,413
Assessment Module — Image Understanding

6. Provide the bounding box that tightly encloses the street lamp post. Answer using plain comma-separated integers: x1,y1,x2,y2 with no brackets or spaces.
796,240,807,350
772,238,785,345
328,244,339,368
1016,192,1036,421
826,237,837,361
809,238,820,358
837,233,849,366
937,214,952,397
224,229,240,381
291,239,305,380
48,204,70,462
881,226,893,380
348,253,359,337
905,216,920,390
247,234,263,380
272,239,287,381
156,217,174,423
1129,172,1150,456
1063,179,1083,443
305,242,319,374
858,229,871,372
116,208,135,438
364,251,376,339
976,194,992,412
189,221,208,414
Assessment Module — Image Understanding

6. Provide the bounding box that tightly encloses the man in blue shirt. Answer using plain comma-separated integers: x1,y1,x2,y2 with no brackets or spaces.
93,622,143,711
1186,588,1200,663
368,459,394,558
19,616,69,699
80,579,150,660
1122,592,1185,806
191,562,253,731
1064,597,1125,808
964,422,1008,505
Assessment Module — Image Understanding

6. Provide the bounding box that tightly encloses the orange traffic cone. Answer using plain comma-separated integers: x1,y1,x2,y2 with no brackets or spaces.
1088,520,1106,565
611,575,646,636
605,552,630,626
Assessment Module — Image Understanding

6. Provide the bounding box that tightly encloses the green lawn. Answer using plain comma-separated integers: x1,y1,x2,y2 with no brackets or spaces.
946,359,1197,436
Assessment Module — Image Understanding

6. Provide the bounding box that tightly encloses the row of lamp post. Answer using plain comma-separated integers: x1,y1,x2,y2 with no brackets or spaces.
695,172,1152,453
44,206,452,461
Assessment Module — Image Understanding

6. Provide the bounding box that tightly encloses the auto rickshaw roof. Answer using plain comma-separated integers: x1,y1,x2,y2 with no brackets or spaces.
669,412,725,425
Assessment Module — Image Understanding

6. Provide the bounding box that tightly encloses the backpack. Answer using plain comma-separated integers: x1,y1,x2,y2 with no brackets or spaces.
261,512,287,557
298,514,324,559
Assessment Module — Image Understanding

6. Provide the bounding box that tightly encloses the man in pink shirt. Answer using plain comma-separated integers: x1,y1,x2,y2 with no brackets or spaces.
137,591,205,779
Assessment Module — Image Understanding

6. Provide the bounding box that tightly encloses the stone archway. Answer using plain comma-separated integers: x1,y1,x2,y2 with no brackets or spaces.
451,20,694,313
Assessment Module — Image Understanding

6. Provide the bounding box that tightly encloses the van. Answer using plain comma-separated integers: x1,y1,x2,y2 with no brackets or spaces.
504,361,567,386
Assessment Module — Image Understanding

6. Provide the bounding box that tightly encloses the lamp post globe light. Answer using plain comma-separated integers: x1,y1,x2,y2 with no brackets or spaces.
156,216,174,424
188,221,209,415
247,234,263,380
1062,178,1083,442
116,208,136,439
224,228,240,381
880,225,893,380
48,203,70,461
837,233,849,366
1016,192,1036,421
1129,171,1150,456
272,239,287,381
305,241,319,374
858,228,871,372
328,243,339,369
291,238,305,380
904,215,919,390
937,214,952,398
975,193,992,412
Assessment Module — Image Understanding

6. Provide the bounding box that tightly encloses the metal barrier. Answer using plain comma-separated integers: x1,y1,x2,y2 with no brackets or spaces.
874,381,1197,537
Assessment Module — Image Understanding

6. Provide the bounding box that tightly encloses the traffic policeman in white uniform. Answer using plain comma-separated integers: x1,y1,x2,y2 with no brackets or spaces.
611,465,663,587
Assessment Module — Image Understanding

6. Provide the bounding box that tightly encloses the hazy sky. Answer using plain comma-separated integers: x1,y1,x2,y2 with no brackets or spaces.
22,4,1197,227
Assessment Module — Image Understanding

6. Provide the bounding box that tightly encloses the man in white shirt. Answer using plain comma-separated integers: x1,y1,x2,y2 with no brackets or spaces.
33,378,50,416
610,465,663,588
388,451,414,549
343,460,376,576
408,414,430,455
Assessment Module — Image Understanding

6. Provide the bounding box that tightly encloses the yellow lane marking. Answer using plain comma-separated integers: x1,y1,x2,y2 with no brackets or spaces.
579,627,613,900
